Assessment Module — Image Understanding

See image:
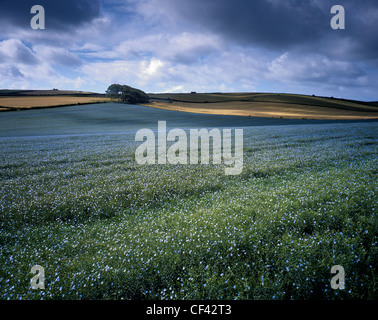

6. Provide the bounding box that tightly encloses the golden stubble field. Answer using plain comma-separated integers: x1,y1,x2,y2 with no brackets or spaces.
145,93,378,120
144,101,378,120
0,96,111,111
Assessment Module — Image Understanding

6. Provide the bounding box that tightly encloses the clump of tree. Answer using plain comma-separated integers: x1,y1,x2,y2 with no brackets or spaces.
106,84,150,104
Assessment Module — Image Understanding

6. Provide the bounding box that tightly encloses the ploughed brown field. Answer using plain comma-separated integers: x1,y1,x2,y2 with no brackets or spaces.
145,92,378,120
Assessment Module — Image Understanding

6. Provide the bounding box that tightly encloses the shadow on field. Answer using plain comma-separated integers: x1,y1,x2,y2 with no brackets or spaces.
0,103,377,138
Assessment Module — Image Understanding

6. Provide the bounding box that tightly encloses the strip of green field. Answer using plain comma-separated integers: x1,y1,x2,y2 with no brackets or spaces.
0,122,376,300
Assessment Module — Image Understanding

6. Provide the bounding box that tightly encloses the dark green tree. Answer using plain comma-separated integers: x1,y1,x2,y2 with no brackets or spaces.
106,84,150,104
105,84,123,101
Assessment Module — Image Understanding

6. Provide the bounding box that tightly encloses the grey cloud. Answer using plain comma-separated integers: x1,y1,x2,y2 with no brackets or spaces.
266,51,371,95
0,39,39,65
33,45,83,67
141,0,378,61
2,66,24,78
111,32,224,65
139,0,327,47
0,0,101,31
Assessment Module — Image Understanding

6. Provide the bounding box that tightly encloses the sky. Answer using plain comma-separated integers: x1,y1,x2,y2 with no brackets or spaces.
0,0,377,101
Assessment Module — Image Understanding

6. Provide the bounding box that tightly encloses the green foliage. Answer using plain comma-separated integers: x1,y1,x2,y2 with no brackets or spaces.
0,123,376,300
105,84,123,100
106,84,150,104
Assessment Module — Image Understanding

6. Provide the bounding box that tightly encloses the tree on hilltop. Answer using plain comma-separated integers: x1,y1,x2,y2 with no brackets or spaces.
106,84,150,104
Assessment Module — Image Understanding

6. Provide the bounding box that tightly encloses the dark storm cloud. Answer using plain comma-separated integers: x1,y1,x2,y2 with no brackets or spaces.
0,0,101,30
154,0,378,60
168,0,327,48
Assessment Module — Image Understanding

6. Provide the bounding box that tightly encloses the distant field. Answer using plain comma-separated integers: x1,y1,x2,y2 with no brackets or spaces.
0,90,110,111
0,89,104,97
0,96,111,110
147,93,378,120
1,90,377,119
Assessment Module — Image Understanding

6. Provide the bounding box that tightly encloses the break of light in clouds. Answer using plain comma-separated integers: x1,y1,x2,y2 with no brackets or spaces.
0,0,377,101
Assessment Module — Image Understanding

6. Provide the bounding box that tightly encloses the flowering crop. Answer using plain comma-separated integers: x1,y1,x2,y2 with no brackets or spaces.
0,122,376,300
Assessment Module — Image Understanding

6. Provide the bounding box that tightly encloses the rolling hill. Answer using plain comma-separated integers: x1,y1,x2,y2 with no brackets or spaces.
0,89,377,120
146,92,378,120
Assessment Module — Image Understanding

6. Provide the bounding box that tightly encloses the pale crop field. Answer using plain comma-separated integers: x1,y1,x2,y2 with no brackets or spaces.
147,93,378,120
0,118,376,300
0,96,111,109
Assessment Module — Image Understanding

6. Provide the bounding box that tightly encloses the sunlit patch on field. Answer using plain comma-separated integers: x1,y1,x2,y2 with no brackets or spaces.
0,122,376,300
0,96,111,110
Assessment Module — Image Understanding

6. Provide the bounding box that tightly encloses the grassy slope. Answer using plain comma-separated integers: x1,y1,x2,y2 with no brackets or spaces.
147,93,378,120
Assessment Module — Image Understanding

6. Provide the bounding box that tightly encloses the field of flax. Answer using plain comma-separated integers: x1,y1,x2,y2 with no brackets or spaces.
0,121,377,300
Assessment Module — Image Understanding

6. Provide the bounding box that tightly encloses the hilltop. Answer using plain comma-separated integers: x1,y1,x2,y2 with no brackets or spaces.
146,92,378,120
